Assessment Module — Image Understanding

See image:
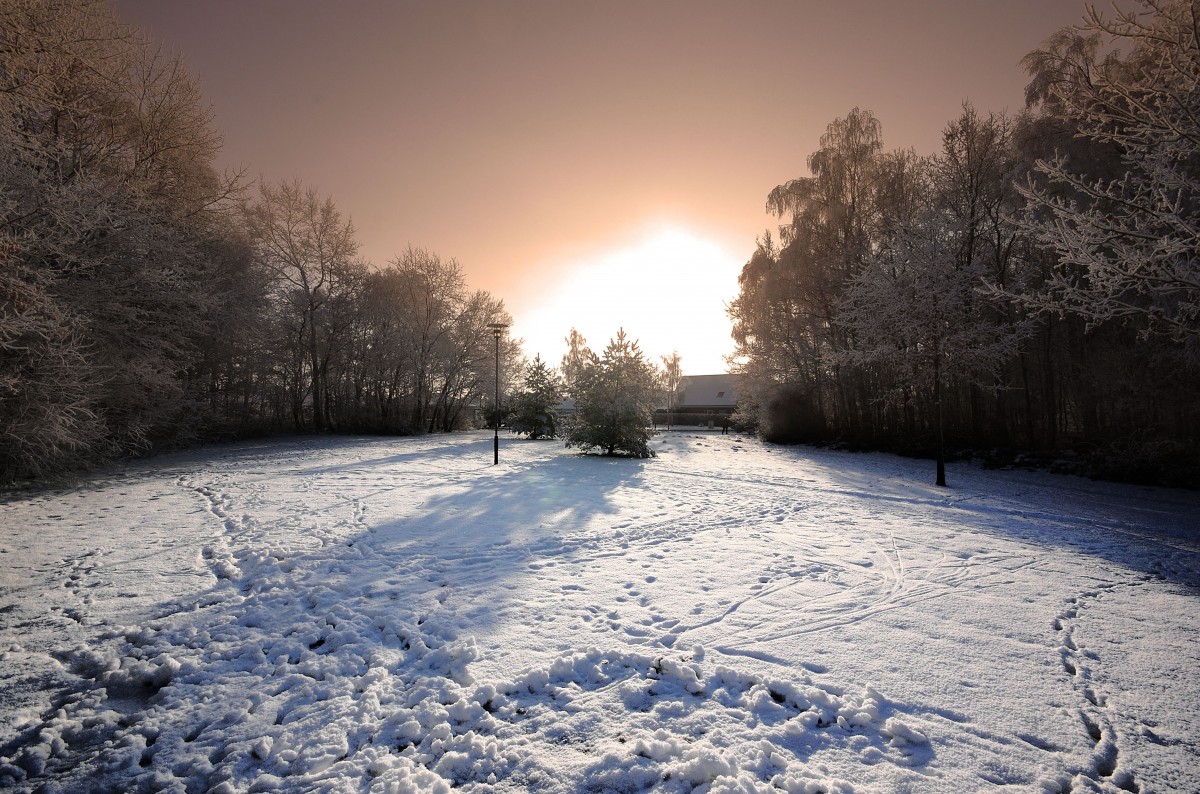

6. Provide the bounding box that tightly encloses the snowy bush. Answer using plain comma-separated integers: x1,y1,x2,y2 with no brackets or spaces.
563,329,659,458
508,355,564,439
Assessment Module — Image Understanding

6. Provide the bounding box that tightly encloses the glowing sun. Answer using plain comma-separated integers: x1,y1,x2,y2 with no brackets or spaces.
515,224,743,375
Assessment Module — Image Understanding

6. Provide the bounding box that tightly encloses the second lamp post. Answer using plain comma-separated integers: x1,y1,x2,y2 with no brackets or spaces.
488,322,508,465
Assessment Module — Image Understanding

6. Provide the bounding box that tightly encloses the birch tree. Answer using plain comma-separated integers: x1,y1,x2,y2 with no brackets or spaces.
659,351,684,429
736,109,888,434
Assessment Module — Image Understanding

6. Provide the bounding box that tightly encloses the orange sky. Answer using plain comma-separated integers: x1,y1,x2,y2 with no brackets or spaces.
113,0,1088,374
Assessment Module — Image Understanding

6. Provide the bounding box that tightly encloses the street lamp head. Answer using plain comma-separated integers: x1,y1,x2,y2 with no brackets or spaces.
488,322,509,339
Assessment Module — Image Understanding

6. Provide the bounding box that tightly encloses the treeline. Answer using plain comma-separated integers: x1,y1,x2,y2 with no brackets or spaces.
0,0,514,482
730,2,1200,486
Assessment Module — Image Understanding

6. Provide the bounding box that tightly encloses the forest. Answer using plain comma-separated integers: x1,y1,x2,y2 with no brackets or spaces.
2,0,1198,487
0,0,520,482
729,1,1200,487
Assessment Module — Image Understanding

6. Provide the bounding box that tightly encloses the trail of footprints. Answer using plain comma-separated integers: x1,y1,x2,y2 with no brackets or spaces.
1053,586,1140,793
184,477,255,540
522,529,815,651
169,469,1158,794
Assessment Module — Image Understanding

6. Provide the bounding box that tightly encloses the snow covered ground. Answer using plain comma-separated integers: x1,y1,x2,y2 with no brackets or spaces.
1,430,1198,793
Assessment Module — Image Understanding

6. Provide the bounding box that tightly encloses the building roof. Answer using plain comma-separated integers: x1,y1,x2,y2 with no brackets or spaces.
554,374,737,414
675,373,736,409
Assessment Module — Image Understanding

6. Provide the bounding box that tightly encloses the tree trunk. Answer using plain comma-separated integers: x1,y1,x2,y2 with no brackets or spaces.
934,356,947,487
307,316,324,432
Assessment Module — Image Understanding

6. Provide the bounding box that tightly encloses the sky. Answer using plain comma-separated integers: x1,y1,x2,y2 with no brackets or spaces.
111,0,1090,374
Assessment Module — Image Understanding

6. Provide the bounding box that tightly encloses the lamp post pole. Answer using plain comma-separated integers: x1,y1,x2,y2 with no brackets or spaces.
488,323,508,465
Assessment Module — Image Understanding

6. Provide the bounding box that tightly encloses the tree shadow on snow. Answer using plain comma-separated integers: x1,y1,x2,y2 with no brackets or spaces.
768,443,1200,592
365,440,647,544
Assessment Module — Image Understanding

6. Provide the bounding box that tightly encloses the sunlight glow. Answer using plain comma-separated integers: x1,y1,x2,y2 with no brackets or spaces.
516,224,742,375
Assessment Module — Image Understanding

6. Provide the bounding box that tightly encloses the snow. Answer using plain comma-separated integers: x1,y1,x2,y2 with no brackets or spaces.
1,430,1198,792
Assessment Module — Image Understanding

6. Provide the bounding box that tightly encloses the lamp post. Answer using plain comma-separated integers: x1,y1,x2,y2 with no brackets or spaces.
487,322,508,465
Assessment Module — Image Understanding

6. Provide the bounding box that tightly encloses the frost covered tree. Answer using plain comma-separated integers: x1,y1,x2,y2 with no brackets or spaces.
841,211,1025,486
560,328,592,397
509,356,564,439
564,330,658,458
660,351,684,429
731,109,891,438
1016,0,1200,355
0,0,242,477
0,0,527,480
0,246,101,478
379,248,514,433
724,10,1198,482
839,107,1027,485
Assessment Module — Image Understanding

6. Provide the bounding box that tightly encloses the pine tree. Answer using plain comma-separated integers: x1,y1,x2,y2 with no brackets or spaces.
564,330,658,458
509,356,564,439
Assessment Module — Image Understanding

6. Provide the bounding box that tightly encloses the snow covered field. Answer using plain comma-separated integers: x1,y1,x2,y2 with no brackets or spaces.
1,430,1198,793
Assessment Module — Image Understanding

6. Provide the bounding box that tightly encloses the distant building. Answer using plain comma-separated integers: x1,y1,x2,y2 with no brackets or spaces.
558,374,737,424
674,374,737,415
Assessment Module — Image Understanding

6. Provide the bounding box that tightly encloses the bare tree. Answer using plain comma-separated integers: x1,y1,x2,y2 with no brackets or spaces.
430,288,513,433
244,181,359,431
388,247,468,431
